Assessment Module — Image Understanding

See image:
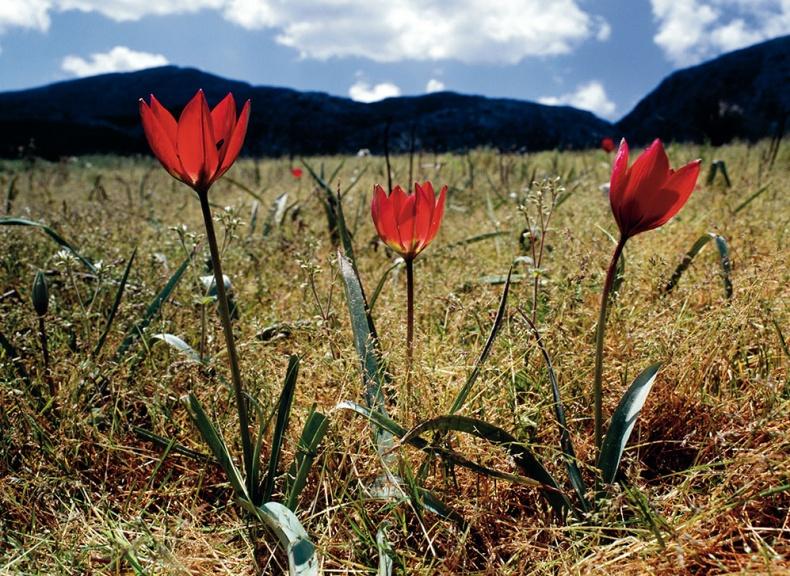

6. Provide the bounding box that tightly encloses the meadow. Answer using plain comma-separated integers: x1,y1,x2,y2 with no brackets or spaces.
0,142,787,574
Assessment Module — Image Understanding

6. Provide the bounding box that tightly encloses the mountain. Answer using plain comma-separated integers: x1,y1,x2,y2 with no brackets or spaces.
0,66,612,159
617,35,789,145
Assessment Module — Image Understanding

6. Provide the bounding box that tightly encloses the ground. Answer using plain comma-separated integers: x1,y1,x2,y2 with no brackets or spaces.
0,142,787,574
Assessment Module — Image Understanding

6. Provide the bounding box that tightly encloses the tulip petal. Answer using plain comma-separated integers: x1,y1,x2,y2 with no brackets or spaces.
388,185,408,253
426,185,447,245
140,98,182,180
177,90,219,190
398,191,418,255
216,99,250,178
641,160,701,231
371,184,397,248
149,94,178,147
413,181,435,252
211,93,237,160
609,139,630,231
624,139,670,205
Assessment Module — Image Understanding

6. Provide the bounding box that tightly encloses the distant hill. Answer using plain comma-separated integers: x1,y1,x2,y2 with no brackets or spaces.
0,66,611,159
0,35,786,159
617,35,789,145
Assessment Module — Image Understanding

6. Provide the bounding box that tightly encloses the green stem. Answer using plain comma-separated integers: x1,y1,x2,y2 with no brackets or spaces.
38,316,54,397
593,237,626,460
405,257,415,413
198,191,253,489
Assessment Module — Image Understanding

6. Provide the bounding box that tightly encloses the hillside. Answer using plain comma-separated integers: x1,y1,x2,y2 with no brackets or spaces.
617,35,789,145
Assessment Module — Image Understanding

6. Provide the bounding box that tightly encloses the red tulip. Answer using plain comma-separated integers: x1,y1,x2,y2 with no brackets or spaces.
371,181,447,260
291,167,303,179
609,138,700,239
600,137,616,153
139,89,250,194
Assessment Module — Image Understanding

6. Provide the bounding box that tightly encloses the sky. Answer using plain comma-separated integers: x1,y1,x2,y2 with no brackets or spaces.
0,1,787,121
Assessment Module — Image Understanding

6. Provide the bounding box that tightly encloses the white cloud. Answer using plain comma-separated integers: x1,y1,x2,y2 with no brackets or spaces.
0,0,52,33
539,80,616,119
61,46,168,77
651,0,790,66
348,80,401,103
425,78,445,93
0,0,610,65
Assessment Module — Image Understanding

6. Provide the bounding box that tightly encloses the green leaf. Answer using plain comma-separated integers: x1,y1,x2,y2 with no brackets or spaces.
664,233,732,299
598,363,661,484
93,247,136,358
113,250,192,362
285,409,329,511
263,192,289,236
449,267,513,415
401,414,569,516
150,333,202,363
182,392,249,501
239,500,320,576
0,216,97,274
368,260,404,313
520,311,588,510
337,253,393,458
262,355,300,503
376,523,394,576
732,184,769,214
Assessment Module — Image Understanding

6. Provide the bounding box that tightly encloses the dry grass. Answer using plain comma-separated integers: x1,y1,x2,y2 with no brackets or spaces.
0,142,787,575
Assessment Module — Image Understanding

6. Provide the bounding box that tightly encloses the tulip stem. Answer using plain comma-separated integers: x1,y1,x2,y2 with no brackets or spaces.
405,257,415,412
38,316,54,397
593,237,626,462
198,191,253,489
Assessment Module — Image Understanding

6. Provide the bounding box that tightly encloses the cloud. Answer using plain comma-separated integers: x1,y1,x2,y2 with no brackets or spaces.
348,80,401,103
61,46,168,77
539,80,616,119
651,0,790,65
0,0,52,33
0,1,609,65
425,78,445,93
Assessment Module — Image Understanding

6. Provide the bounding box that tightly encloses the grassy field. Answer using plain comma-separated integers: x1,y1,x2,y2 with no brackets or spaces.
0,142,787,575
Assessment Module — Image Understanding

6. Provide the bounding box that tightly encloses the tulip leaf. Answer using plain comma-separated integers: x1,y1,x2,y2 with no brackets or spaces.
93,247,136,358
368,260,404,313
401,414,570,517
182,392,249,501
150,333,202,363
263,192,289,236
337,253,394,459
598,363,661,484
239,500,320,576
114,249,193,362
261,355,300,503
0,216,97,274
284,408,329,511
376,523,394,576
664,233,732,299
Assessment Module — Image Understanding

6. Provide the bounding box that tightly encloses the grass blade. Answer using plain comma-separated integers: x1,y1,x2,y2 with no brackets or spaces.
598,363,661,484
519,310,588,511
664,233,732,299
93,247,136,358
285,408,329,511
449,266,513,415
262,355,300,503
732,184,769,214
0,216,97,274
113,250,192,362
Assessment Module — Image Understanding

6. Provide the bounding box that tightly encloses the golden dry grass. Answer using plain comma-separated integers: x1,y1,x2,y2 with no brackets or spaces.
0,142,787,575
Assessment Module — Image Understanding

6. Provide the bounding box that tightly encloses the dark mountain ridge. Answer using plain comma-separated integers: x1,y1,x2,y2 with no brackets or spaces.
0,35,787,158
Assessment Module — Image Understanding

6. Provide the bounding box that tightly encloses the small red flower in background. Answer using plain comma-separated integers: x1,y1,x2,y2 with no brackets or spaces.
371,181,447,260
291,167,303,179
609,138,700,239
139,89,250,193
601,137,616,153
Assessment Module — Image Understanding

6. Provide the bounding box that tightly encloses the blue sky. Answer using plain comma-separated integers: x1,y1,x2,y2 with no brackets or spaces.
0,1,787,120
